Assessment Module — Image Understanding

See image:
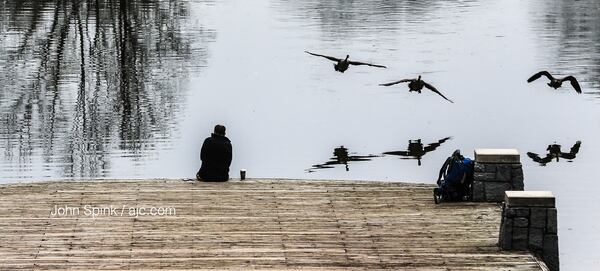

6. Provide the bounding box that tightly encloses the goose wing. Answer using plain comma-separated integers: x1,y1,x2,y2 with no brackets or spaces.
527,71,555,83
423,82,454,103
348,60,387,68
424,137,452,152
560,141,581,159
527,152,553,164
314,159,343,168
348,154,378,161
527,152,542,163
570,141,582,154
310,164,335,170
562,76,582,93
383,150,411,157
379,79,412,86
304,51,341,62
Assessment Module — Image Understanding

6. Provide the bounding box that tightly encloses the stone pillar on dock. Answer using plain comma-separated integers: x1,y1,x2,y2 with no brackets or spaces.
499,191,559,271
472,149,524,202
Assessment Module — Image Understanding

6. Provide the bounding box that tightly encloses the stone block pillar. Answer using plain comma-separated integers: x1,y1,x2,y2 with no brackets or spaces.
499,191,559,271
472,149,524,202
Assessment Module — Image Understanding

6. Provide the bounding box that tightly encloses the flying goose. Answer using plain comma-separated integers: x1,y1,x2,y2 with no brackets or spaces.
304,51,386,73
379,75,453,103
527,71,582,93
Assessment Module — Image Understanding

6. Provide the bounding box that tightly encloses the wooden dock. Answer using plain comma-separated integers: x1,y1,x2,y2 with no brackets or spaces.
0,179,546,270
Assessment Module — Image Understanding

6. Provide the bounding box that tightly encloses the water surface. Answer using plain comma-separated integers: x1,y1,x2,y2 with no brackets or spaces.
1,0,600,268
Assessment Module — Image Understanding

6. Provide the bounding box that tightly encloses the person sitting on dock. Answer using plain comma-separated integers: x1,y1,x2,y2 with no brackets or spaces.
433,150,474,203
196,124,232,182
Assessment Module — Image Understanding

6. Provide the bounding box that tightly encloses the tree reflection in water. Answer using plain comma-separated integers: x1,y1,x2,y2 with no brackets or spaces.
0,0,216,178
531,0,600,93
273,0,472,41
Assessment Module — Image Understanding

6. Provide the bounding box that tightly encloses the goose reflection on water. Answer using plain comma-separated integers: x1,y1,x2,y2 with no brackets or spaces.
383,137,451,166
307,146,379,172
527,141,582,166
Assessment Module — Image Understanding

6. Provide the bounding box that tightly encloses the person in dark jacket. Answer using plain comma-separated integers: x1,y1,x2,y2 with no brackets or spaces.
196,124,232,182
434,150,474,203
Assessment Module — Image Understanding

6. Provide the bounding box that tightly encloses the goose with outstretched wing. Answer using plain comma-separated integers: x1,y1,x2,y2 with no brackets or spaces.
305,51,386,73
380,75,454,103
527,71,582,93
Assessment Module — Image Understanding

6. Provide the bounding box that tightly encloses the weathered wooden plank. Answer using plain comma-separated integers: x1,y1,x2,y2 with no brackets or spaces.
0,179,543,270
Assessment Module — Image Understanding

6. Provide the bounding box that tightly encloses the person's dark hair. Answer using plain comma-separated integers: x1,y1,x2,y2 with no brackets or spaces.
452,149,464,160
214,124,226,136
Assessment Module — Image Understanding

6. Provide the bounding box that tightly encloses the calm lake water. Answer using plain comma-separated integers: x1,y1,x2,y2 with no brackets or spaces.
1,0,599,268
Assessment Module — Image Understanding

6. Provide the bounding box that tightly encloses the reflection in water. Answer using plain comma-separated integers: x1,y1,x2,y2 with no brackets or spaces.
0,0,215,178
273,0,455,40
307,146,378,172
527,141,581,166
383,137,451,166
531,0,600,94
